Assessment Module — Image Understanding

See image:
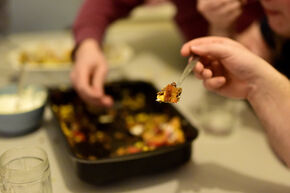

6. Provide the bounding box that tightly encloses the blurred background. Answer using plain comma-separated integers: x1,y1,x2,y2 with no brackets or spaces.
0,0,183,87
6,0,176,33
7,0,81,33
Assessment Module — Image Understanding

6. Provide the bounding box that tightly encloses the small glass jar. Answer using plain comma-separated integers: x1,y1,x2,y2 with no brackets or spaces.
195,91,241,135
0,147,52,193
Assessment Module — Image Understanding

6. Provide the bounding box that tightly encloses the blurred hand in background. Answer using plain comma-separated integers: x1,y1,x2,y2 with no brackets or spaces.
70,38,113,107
197,0,245,36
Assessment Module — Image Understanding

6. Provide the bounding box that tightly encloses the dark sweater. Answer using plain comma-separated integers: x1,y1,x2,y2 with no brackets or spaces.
261,19,290,79
73,0,264,44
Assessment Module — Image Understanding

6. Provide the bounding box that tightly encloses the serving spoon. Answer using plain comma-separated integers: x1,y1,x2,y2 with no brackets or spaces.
15,63,26,110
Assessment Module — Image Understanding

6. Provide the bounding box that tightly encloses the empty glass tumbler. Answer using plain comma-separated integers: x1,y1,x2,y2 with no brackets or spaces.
0,147,52,193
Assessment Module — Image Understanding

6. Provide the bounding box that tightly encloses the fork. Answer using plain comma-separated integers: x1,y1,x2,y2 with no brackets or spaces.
176,55,200,87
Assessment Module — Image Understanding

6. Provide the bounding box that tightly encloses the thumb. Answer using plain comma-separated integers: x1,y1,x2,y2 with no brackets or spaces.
182,37,237,60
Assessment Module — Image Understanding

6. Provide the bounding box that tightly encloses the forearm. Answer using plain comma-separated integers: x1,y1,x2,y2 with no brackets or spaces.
72,37,103,62
247,69,290,166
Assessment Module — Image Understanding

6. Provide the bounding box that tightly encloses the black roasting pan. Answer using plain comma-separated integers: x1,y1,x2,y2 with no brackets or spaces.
48,80,198,185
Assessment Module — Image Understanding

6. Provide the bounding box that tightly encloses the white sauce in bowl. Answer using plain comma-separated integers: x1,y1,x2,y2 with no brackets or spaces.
0,87,47,114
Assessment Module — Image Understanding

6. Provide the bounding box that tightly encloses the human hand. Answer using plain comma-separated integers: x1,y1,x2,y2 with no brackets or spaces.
70,39,113,107
197,0,244,36
180,36,274,99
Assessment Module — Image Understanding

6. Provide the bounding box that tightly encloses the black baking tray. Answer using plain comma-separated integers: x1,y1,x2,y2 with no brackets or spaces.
48,80,198,185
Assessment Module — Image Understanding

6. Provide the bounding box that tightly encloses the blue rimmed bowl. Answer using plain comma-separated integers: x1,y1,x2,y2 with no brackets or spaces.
0,84,47,136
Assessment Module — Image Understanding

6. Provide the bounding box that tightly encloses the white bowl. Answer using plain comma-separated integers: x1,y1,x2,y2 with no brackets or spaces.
0,84,47,136
8,39,73,72
8,40,133,72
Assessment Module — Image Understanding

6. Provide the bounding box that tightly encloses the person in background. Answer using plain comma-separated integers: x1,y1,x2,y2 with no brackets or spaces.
197,0,247,37
236,0,290,79
71,0,264,107
181,36,290,167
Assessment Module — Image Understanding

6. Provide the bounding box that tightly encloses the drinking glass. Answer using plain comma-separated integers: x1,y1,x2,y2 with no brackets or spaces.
0,147,52,193
196,91,241,135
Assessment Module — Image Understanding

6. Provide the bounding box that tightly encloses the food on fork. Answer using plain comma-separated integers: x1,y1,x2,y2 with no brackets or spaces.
156,82,182,103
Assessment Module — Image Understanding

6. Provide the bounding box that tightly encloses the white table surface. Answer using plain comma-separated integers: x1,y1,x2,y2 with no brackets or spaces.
0,20,290,193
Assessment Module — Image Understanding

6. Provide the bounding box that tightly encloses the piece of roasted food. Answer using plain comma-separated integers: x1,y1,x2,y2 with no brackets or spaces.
156,82,182,103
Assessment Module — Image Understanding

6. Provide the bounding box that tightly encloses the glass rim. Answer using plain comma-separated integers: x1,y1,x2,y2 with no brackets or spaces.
0,146,49,181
